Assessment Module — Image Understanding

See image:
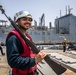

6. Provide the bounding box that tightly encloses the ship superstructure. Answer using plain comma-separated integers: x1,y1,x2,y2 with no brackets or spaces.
27,13,76,44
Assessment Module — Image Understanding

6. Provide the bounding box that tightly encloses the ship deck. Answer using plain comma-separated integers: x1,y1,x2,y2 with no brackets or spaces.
0,46,76,75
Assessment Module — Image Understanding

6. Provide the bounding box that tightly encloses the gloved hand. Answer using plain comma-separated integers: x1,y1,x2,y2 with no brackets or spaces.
35,51,46,63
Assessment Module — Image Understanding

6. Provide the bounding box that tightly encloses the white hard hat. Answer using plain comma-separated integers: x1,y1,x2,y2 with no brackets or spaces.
14,10,33,22
64,38,66,41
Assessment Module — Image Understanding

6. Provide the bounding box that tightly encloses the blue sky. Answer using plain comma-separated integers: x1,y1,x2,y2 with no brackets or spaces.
0,0,76,27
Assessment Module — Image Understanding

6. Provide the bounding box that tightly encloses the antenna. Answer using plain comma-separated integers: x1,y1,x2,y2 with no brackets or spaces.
68,5,73,14
66,6,67,15
60,10,61,17
39,17,41,26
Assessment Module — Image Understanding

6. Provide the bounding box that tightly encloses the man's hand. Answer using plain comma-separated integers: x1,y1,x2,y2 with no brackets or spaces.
35,51,46,63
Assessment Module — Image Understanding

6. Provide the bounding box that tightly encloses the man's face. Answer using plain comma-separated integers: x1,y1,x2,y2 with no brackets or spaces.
17,17,32,31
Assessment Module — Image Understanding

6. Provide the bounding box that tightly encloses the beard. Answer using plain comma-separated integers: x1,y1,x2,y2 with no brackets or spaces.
18,25,28,31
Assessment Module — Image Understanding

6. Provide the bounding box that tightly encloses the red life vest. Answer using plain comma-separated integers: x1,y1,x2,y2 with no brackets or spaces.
7,30,37,75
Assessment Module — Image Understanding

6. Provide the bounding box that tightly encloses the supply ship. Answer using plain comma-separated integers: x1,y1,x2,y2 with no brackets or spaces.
0,6,76,45
0,8,76,44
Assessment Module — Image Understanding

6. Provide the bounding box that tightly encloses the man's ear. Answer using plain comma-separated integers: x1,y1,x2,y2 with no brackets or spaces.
16,19,20,23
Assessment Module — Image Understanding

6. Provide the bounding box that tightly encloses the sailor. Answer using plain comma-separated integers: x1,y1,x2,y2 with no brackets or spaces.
6,10,46,75
63,38,67,52
0,43,5,56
